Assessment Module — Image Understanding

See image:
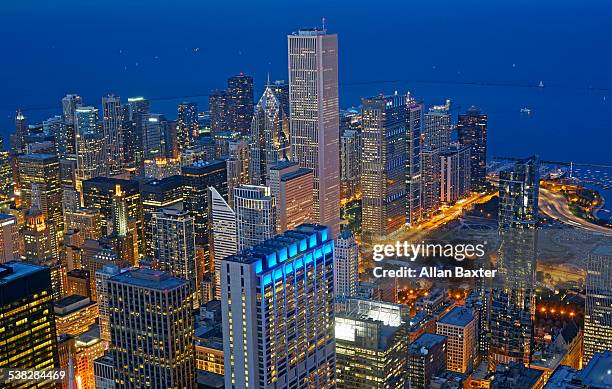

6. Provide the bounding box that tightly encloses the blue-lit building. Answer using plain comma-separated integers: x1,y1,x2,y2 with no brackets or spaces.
221,224,336,388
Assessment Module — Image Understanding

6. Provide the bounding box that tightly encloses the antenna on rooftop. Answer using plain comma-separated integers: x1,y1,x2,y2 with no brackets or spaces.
322,17,326,32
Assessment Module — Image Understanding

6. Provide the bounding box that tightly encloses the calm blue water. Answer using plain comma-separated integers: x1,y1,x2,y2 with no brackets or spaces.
1,0,611,166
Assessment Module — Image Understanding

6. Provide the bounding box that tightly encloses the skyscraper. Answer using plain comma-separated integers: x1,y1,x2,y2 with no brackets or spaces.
335,299,408,388
18,153,64,239
226,139,250,206
94,264,128,342
267,161,313,233
406,97,423,226
334,227,358,298
124,97,150,173
10,109,28,154
221,224,336,388
340,128,361,200
142,113,169,161
208,186,237,299
59,94,82,158
0,214,19,262
0,261,59,387
108,269,195,388
361,94,407,240
150,209,197,297
208,89,230,136
249,85,290,185
269,80,290,117
82,177,143,250
439,143,471,204
0,138,12,200
457,106,488,191
177,102,199,153
583,244,612,365
421,148,441,217
489,156,539,369
288,28,340,237
234,185,276,251
182,160,228,248
102,94,123,174
227,73,254,136
75,106,107,188
423,100,452,151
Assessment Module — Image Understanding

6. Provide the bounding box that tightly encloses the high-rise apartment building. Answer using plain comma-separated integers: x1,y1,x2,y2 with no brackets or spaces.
440,143,471,204
123,97,150,172
423,100,451,151
267,161,313,233
102,95,123,174
361,94,407,240
457,106,488,191
0,261,59,388
489,156,539,369
208,90,230,136
221,224,336,388
288,28,340,237
94,264,128,342
227,73,254,136
177,102,199,153
249,85,290,185
340,128,361,200
75,106,107,186
108,269,195,388
234,185,276,251
436,306,477,374
150,209,197,297
421,148,441,217
406,97,423,226
583,244,612,365
334,227,358,298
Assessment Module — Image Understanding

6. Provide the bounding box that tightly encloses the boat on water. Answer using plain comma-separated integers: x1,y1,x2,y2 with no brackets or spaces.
538,80,545,88
520,107,532,115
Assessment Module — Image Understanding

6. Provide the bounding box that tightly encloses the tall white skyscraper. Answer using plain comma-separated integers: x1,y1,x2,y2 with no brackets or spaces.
288,28,340,237
234,185,276,251
209,186,237,299
221,224,336,388
334,227,359,298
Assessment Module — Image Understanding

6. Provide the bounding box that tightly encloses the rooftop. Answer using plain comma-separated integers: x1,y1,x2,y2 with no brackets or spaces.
438,306,474,327
408,333,447,355
578,351,612,387
591,244,612,257
109,268,187,290
0,261,46,285
224,224,330,270
281,167,313,182
54,294,94,315
270,160,298,171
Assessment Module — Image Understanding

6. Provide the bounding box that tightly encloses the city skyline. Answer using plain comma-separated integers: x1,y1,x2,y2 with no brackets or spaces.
0,7,610,389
